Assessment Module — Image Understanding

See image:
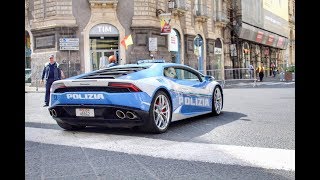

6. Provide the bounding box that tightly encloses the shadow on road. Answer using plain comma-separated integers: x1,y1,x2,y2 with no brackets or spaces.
26,111,247,143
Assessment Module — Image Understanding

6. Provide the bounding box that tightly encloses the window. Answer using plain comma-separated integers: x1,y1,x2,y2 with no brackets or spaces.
164,67,202,82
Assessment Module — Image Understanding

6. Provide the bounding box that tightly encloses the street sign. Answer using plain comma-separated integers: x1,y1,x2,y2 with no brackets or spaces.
59,42,79,46
59,38,79,51
214,47,222,55
194,37,203,47
230,44,237,57
59,38,79,43
60,46,79,50
149,37,157,51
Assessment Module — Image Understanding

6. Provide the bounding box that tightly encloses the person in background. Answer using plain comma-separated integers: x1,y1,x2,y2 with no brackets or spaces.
107,55,118,67
41,54,62,107
256,62,265,82
99,55,108,69
249,64,254,79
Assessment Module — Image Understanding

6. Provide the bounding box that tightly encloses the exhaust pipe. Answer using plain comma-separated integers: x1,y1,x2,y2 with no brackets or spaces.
116,110,125,119
126,111,137,119
51,109,57,117
49,110,53,116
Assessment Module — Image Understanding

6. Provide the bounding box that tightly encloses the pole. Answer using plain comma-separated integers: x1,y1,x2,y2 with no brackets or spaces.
68,50,70,77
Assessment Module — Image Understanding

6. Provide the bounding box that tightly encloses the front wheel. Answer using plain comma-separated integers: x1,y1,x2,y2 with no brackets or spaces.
212,86,223,115
56,121,86,131
140,91,172,133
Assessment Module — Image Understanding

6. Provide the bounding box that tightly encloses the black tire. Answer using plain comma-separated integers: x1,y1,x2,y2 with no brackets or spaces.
56,121,86,131
212,86,223,115
139,90,172,133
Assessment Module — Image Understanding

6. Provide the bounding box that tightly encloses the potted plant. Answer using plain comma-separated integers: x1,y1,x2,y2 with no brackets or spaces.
285,65,295,81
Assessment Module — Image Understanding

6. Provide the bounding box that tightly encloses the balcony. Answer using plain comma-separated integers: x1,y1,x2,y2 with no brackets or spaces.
214,11,229,27
88,0,118,8
169,0,187,16
194,4,209,22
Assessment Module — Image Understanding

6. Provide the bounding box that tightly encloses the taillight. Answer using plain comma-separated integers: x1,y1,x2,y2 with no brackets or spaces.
51,82,66,93
108,82,141,92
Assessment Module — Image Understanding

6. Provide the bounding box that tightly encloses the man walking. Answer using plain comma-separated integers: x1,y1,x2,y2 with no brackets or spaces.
41,54,62,107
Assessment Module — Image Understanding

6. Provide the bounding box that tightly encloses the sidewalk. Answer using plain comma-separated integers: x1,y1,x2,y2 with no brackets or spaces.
25,76,295,93
25,83,45,93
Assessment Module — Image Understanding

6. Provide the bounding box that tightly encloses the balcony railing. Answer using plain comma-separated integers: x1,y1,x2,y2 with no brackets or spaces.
173,0,187,10
194,4,208,17
170,0,187,16
214,11,229,23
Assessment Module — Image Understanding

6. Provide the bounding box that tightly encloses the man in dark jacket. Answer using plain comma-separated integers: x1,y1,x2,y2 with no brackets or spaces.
41,54,62,107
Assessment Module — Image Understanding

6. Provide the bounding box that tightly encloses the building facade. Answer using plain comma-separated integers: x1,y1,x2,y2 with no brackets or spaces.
25,0,233,85
230,0,291,77
287,0,295,66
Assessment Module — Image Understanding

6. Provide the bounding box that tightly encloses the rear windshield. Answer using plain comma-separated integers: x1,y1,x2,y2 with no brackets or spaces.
80,66,147,79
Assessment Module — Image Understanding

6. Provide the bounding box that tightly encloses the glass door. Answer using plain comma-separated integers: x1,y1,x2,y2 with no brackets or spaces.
90,50,116,71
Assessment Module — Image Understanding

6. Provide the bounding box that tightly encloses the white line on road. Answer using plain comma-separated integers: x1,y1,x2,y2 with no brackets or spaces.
26,127,295,171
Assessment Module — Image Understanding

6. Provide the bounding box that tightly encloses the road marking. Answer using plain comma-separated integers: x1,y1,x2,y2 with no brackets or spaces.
26,127,295,171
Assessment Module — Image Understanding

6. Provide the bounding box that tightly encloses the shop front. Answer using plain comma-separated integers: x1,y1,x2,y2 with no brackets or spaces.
89,24,119,71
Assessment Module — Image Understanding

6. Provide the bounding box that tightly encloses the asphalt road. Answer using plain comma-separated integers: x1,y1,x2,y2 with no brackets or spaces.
25,87,295,179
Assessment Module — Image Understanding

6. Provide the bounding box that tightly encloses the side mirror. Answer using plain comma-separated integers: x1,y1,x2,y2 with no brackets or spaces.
204,75,214,81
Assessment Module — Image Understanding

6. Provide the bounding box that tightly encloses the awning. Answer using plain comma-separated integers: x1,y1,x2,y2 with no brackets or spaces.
237,22,289,50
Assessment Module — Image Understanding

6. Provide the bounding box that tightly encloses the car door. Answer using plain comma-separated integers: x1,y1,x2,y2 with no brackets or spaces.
164,67,212,115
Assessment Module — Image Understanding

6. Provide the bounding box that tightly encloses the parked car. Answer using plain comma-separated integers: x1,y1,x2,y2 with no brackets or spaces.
25,68,31,83
48,60,224,133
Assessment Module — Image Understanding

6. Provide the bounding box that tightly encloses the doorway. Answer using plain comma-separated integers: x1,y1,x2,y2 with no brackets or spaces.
90,50,117,71
90,36,119,71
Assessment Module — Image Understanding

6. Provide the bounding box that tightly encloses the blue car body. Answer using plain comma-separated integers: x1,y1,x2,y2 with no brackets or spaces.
48,60,223,133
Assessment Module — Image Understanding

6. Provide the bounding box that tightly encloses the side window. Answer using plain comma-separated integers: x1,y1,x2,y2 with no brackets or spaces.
164,67,202,82
164,67,178,79
176,68,201,82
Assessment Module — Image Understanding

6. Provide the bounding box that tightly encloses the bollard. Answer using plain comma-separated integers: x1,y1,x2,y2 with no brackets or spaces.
36,78,38,91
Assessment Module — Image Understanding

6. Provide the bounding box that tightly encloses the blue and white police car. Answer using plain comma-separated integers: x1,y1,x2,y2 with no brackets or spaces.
48,60,223,133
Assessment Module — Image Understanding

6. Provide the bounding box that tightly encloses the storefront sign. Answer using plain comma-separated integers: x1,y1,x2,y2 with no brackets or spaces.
35,35,55,49
168,30,178,52
277,37,284,48
90,24,119,36
159,13,172,35
266,35,274,46
256,31,264,43
149,37,157,51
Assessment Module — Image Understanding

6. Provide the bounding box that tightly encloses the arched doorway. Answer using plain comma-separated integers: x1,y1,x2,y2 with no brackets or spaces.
89,23,119,71
194,35,204,72
169,29,181,64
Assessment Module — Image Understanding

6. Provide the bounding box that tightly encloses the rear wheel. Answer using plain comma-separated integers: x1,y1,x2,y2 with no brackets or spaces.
140,91,172,133
56,121,86,131
212,86,223,115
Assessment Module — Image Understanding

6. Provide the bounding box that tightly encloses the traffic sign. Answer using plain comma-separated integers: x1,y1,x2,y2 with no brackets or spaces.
59,38,79,43
59,42,79,46
60,46,79,50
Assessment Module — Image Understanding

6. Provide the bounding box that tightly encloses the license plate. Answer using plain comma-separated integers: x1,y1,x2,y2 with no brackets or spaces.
76,108,94,117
